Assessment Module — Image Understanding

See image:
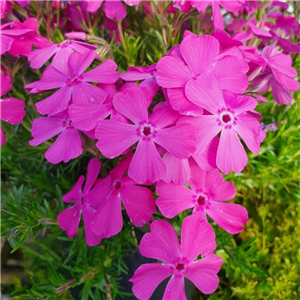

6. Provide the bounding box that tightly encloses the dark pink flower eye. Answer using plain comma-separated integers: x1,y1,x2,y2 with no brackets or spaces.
222,114,231,123
197,195,206,205
142,126,151,136
176,263,185,271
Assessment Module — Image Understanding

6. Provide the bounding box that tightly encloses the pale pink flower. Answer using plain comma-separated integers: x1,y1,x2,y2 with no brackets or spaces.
90,154,156,238
29,112,83,164
58,159,102,246
185,74,263,174
25,51,119,116
95,87,197,184
130,215,222,299
157,163,248,234
155,33,249,116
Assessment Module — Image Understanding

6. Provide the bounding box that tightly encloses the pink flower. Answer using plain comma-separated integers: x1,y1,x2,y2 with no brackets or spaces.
0,74,25,146
155,33,249,116
5,18,51,57
28,38,98,72
185,74,263,174
90,154,156,238
121,65,159,105
157,163,248,234
191,1,244,29
95,87,197,184
25,51,119,116
130,215,222,299
58,159,102,246
29,112,84,164
250,46,299,105
84,0,128,20
1,22,34,55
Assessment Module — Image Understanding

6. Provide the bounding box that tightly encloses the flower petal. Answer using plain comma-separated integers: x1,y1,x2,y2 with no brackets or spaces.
206,202,248,234
180,34,219,76
45,127,83,164
153,123,196,159
121,185,156,226
185,74,225,115
0,98,25,124
63,175,85,203
185,255,223,294
128,139,166,184
156,181,194,218
113,87,149,124
36,86,72,116
216,129,248,174
162,276,186,300
139,219,181,263
96,120,139,158
82,59,119,83
68,50,95,77
155,56,193,88
181,215,216,260
57,203,81,238
72,82,108,105
129,263,172,300
82,205,102,246
91,194,123,238
83,158,101,194
28,45,58,69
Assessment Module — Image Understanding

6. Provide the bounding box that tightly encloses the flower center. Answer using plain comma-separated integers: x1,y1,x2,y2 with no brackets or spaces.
176,263,185,271
197,195,206,205
219,110,235,127
143,126,151,136
222,114,231,123
138,122,156,140
114,181,122,190
59,40,72,48
66,75,82,87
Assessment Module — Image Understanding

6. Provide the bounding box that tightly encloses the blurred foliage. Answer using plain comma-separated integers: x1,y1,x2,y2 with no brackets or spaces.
1,1,300,300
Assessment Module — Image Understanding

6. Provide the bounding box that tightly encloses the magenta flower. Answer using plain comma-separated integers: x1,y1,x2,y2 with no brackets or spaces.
4,18,51,57
0,74,25,146
58,159,102,246
1,22,34,55
184,74,263,174
121,65,159,105
28,38,98,72
251,46,299,105
25,51,119,116
157,163,248,234
90,154,156,238
155,33,249,116
191,1,244,29
130,215,222,299
29,112,83,164
95,87,197,184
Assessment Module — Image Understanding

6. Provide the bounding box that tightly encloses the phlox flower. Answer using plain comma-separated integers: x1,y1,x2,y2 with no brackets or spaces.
157,162,248,234
121,65,159,105
90,154,156,238
250,46,299,105
130,215,222,299
95,87,197,184
185,73,264,174
1,22,34,55
29,111,84,164
84,0,136,20
28,38,98,72
58,159,102,246
0,74,25,146
25,51,119,116
154,32,249,116
2,18,51,57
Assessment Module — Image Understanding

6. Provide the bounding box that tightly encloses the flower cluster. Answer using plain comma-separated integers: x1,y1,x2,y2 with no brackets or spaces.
1,1,298,299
